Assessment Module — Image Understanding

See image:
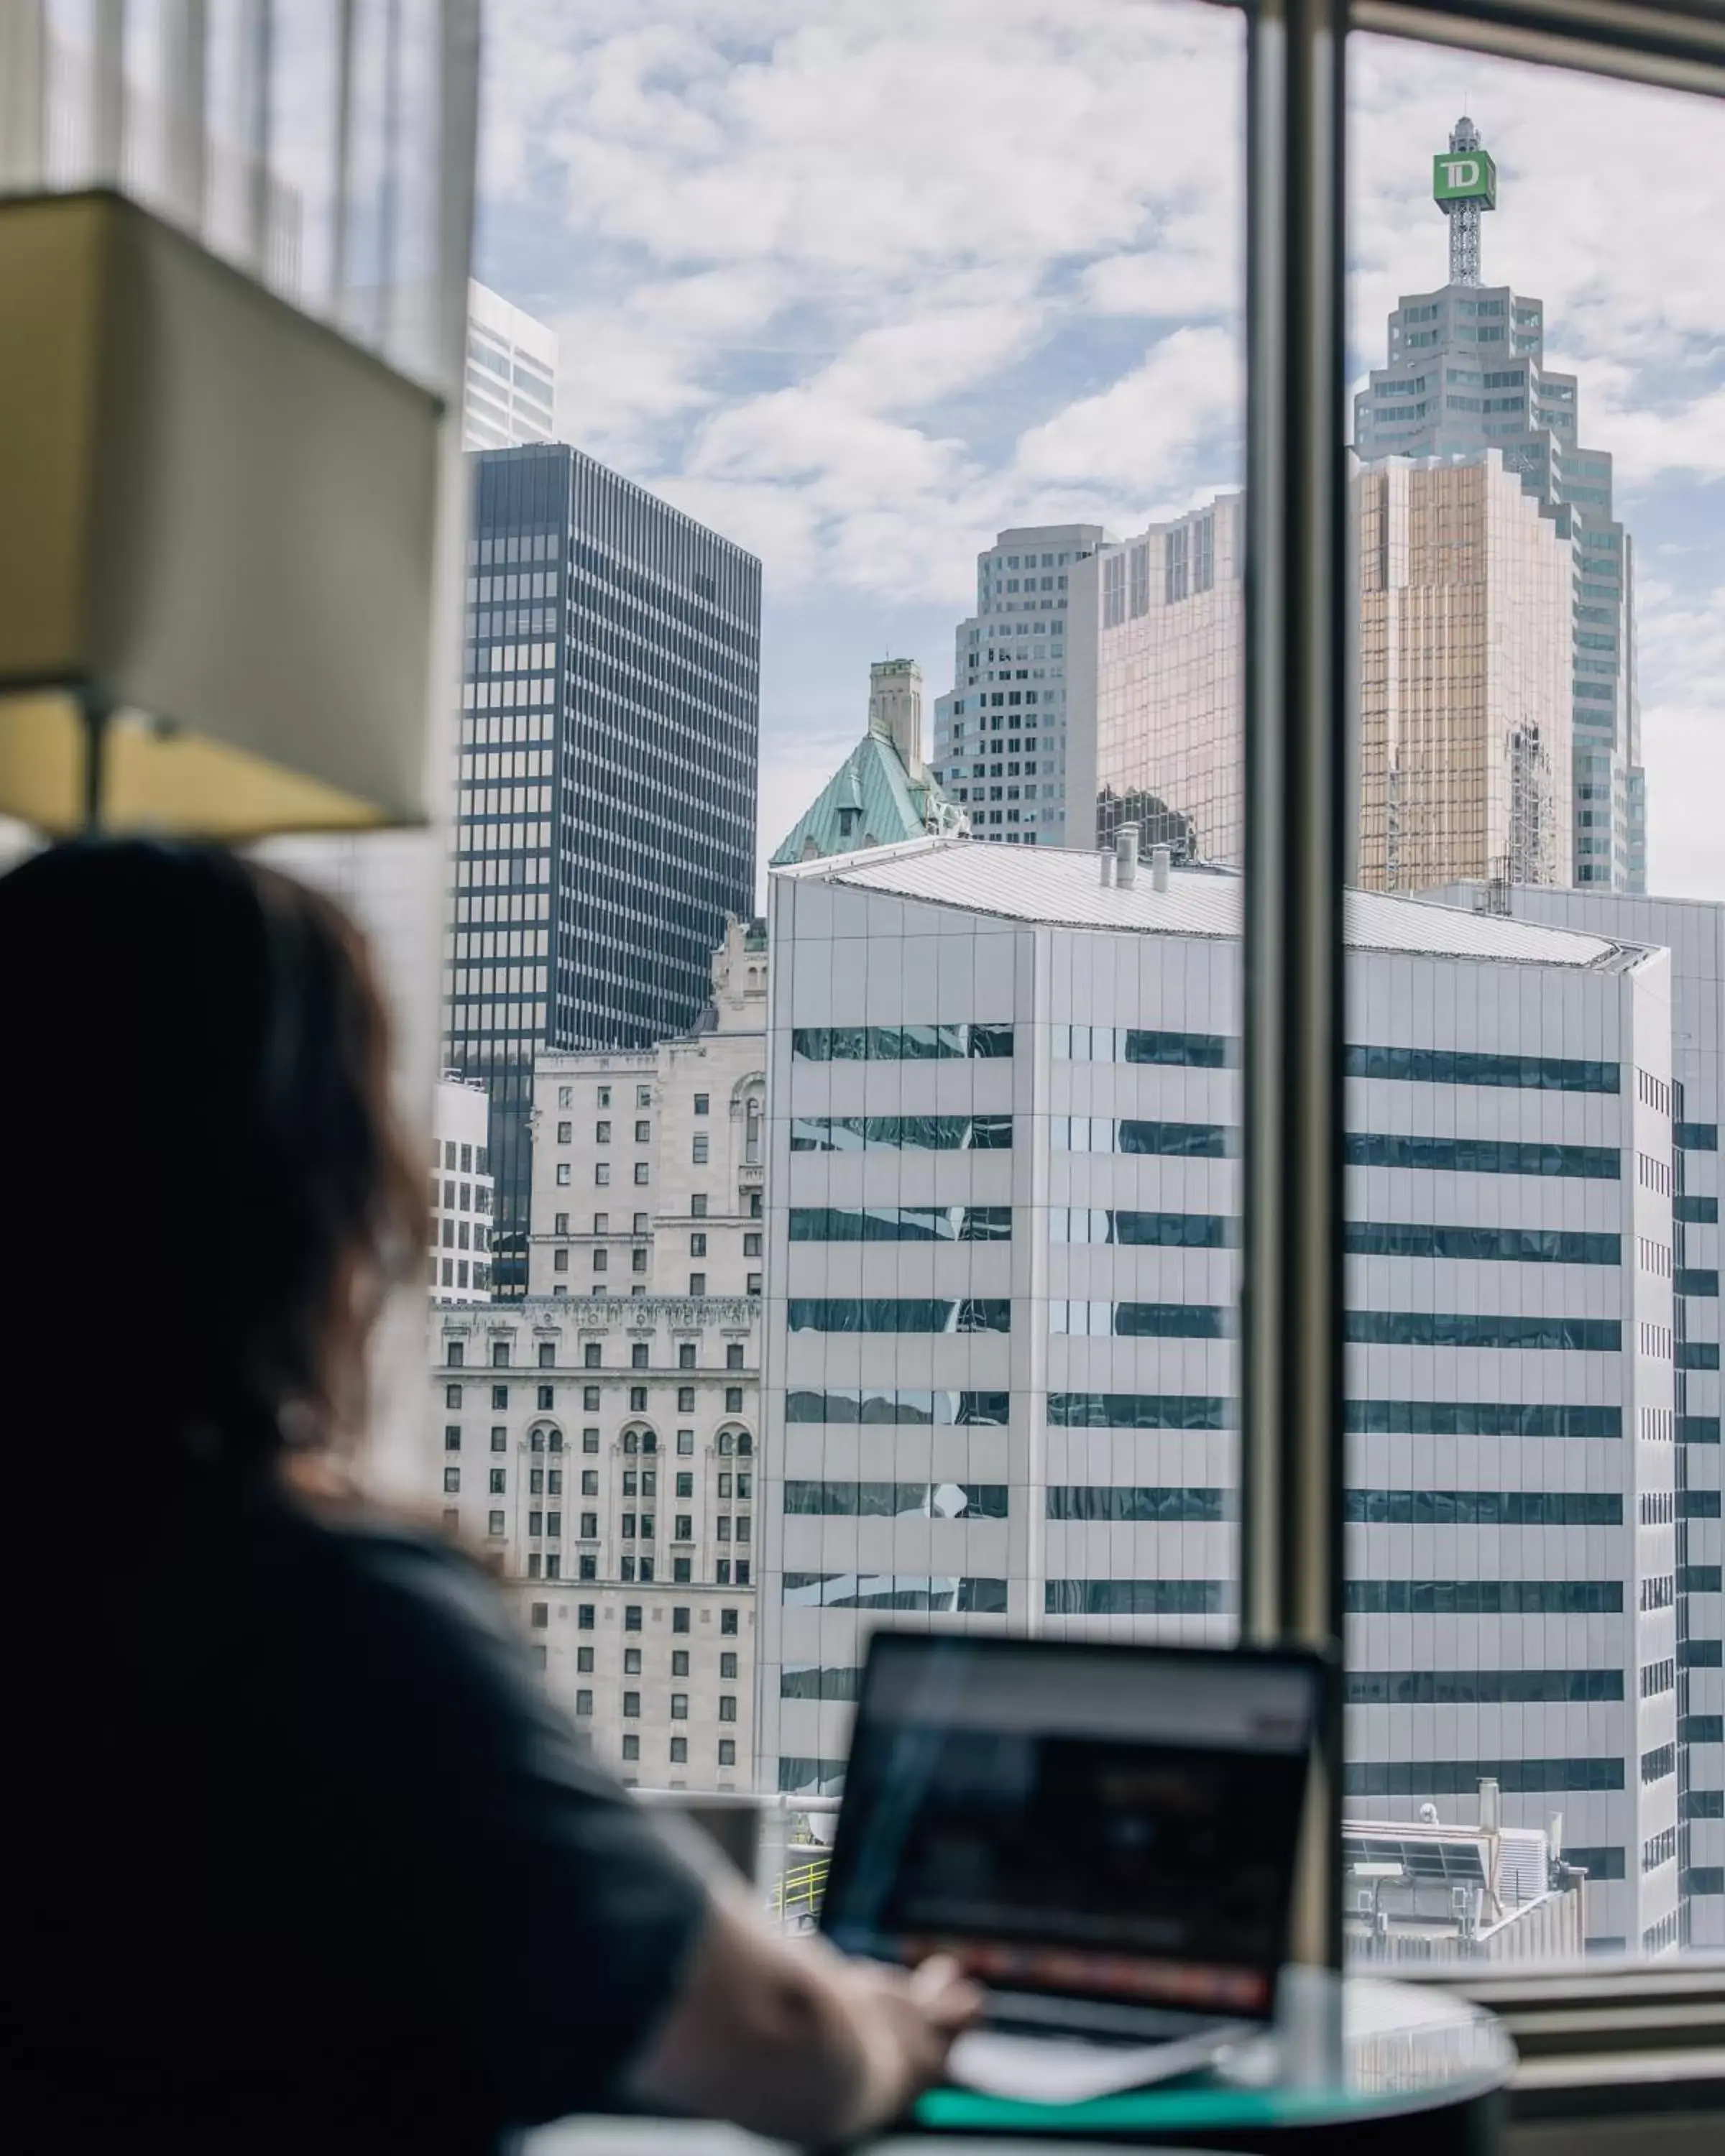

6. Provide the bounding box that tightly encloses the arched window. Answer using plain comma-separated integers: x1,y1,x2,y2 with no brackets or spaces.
736,1431,754,1457
529,1429,544,1452
623,1430,638,1455
717,1432,733,1456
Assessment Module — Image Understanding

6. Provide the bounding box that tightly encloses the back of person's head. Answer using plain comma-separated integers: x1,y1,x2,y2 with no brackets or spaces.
3,839,422,1476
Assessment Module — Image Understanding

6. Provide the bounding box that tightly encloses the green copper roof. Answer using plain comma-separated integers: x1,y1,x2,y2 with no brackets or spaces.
770,726,965,866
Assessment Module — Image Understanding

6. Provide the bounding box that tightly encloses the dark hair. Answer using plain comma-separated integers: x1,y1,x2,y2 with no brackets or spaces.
3,839,423,1470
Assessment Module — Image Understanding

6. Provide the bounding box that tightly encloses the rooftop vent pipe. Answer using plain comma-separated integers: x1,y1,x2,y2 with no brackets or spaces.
1151,844,1172,892
1098,845,1115,888
1115,822,1139,889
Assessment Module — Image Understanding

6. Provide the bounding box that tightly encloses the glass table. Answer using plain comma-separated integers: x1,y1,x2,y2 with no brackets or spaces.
530,1969,1514,2156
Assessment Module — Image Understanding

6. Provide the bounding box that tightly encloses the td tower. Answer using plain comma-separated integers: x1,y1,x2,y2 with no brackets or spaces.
1353,117,1644,893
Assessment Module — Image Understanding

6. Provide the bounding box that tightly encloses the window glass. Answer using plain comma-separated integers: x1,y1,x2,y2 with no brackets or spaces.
1343,31,1724,1965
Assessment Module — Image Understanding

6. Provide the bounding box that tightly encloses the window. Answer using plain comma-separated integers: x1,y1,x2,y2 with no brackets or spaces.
669,1738,688,1764
689,1272,707,1295
491,1384,509,1408
719,1697,737,1722
727,1343,743,1370
717,1742,736,1767
691,1135,709,1165
691,1193,707,1218
671,1693,689,1719
443,1466,460,1493
678,1342,696,1369
446,1343,464,1369
743,1232,761,1256
721,1609,738,1636
621,1736,639,1762
489,1469,506,1495
720,1652,737,1680
489,1427,507,1452
594,1164,610,1186
632,1161,650,1184
624,1605,642,1632
445,1383,463,1409
689,1233,707,1257
443,1425,461,1452
536,1383,554,1409
487,1511,505,1537
694,1093,709,1115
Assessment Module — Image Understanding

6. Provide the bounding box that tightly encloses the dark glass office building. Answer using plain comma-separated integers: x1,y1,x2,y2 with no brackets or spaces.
445,444,761,1295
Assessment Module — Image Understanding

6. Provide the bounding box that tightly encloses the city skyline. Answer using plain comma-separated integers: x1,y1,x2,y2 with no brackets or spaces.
474,4,1721,902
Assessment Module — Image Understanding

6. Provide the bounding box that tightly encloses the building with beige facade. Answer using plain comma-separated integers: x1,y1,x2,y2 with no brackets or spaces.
433,918,766,1786
1356,453,1573,893
432,1292,758,1789
528,915,768,1301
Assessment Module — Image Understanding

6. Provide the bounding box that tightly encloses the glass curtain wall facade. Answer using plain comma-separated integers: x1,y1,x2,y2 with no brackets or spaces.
1356,453,1574,891
1090,497,1246,862
759,839,1680,1950
447,446,762,1295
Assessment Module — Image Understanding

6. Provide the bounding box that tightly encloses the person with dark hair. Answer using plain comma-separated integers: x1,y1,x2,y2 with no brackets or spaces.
19,840,975,2156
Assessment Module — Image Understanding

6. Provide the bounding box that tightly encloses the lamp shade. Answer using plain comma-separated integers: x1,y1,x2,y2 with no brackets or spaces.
0,190,445,837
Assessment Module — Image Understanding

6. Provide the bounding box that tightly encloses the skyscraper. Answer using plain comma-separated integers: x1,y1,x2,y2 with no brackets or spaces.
1355,118,1644,892
463,282,558,451
446,444,762,1296
929,525,1108,848
1356,453,1573,890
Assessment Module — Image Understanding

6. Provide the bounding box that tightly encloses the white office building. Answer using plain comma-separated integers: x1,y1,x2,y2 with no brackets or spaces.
1435,886,1723,1946
431,1076,495,1301
463,280,558,451
929,525,1108,851
758,835,1680,1953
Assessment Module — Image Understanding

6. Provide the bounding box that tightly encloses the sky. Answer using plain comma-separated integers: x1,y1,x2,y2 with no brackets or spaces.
473,0,1723,903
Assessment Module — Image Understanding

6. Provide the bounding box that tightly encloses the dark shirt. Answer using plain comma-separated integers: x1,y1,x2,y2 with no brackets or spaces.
32,1484,710,2156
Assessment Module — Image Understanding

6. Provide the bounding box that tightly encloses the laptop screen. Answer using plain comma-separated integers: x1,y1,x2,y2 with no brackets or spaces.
819,1635,1323,2020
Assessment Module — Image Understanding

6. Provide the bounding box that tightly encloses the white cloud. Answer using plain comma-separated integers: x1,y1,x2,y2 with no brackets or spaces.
478,1,1722,898
1013,326,1242,499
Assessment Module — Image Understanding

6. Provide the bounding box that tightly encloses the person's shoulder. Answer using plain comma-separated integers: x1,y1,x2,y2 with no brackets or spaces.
267,1501,562,1785
282,1502,516,1656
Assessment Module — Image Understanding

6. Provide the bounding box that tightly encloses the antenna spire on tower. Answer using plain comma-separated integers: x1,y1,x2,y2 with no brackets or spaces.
1434,114,1496,285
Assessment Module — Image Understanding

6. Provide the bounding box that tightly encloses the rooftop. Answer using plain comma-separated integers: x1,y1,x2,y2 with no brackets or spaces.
770,729,964,868
775,836,1646,972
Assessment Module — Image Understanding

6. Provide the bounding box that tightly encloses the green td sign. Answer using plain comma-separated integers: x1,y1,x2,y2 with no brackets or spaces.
1433,149,1497,206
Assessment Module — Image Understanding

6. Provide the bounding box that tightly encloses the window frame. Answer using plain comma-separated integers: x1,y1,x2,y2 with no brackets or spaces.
1204,0,1725,2045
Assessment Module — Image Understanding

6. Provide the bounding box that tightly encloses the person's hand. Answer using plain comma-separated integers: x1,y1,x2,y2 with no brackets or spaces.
839,1951,983,2125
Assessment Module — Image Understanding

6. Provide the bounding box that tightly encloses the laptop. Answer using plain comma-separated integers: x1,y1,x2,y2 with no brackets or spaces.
818,1632,1331,2101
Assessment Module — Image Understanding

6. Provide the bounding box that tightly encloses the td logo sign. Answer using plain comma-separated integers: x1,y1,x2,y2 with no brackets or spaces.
1432,149,1498,207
